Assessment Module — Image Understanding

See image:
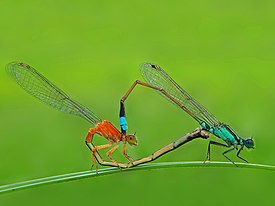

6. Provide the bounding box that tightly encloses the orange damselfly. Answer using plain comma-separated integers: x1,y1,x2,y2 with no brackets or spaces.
7,62,137,167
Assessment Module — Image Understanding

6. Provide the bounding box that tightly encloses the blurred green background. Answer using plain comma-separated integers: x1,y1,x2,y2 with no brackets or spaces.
1,0,275,205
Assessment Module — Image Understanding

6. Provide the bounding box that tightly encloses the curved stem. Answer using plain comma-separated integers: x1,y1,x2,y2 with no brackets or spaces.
1,161,275,195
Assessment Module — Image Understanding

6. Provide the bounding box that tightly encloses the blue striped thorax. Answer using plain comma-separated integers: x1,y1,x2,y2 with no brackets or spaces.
200,121,240,145
120,116,128,133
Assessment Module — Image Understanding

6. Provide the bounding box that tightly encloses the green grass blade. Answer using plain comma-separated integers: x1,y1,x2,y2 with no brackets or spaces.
1,161,275,195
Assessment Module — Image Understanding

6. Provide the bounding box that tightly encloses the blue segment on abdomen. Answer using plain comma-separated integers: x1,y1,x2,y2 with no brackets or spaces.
200,121,214,133
120,117,127,131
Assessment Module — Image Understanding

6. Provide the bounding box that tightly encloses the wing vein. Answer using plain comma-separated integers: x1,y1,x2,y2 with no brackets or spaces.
7,62,101,125
139,63,220,126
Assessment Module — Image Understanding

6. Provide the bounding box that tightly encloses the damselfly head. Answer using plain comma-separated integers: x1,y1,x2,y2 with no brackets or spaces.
126,134,138,146
243,138,255,149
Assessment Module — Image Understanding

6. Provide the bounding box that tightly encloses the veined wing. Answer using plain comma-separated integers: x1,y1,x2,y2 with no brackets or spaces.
7,62,101,125
139,63,220,126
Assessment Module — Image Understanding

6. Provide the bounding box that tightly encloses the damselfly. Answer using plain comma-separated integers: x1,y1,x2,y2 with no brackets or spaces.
7,62,137,167
121,63,255,164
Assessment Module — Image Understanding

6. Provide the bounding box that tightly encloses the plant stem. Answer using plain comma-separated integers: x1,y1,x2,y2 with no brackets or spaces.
1,161,275,195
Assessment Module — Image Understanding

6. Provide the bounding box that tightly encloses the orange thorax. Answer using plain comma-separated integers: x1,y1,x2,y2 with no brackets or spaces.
95,120,122,142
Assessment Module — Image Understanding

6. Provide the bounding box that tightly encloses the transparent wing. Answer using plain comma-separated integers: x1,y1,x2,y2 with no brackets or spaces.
7,62,101,125
139,63,220,126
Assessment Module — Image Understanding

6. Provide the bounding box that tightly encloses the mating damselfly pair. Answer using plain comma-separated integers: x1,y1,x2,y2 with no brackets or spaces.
7,62,255,167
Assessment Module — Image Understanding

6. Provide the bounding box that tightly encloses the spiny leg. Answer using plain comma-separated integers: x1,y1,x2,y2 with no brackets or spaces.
106,144,120,164
236,145,248,163
91,150,97,170
86,142,114,169
123,142,134,164
86,128,209,168
92,143,116,169
85,128,97,168
93,143,114,153
85,141,97,169
85,128,96,144
205,140,230,162
85,128,117,168
223,146,237,166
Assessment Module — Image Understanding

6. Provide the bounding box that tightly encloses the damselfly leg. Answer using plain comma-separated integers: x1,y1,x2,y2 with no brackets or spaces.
236,145,248,163
205,140,240,165
205,140,230,162
6,62,139,169
130,63,255,164
90,128,209,168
